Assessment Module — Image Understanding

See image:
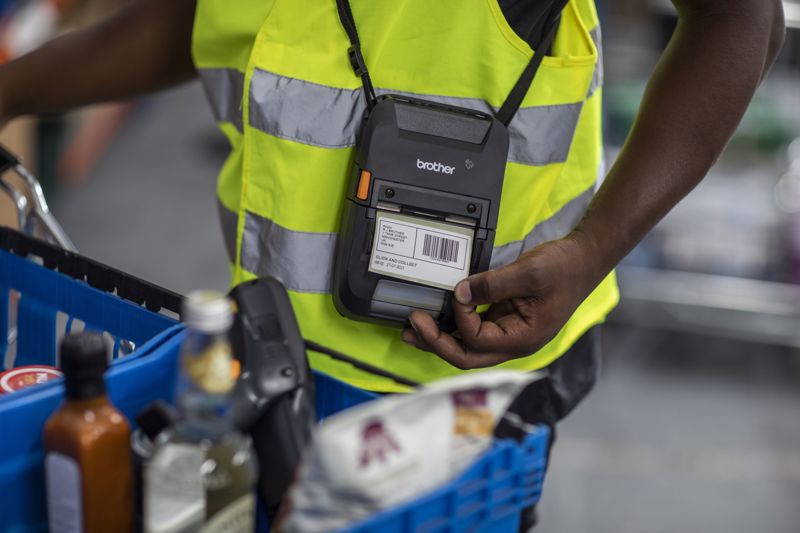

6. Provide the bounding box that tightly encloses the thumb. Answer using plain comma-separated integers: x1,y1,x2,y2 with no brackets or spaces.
454,260,533,305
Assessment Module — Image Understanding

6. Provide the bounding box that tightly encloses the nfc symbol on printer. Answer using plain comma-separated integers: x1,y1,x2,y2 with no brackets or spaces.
465,159,474,170
359,419,401,468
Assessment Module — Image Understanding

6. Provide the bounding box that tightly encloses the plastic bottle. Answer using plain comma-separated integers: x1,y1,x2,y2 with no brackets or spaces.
44,332,133,533
144,290,257,533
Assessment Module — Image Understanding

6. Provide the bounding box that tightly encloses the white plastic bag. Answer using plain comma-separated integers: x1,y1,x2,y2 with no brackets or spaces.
278,370,542,533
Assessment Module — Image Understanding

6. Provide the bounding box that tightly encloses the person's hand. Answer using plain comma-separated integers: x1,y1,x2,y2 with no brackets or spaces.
401,232,606,369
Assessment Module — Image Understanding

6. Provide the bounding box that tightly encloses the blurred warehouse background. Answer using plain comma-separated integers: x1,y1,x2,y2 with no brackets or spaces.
1,1,799,531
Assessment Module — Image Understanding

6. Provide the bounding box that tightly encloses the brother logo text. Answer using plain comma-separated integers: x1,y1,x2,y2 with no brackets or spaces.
416,158,455,175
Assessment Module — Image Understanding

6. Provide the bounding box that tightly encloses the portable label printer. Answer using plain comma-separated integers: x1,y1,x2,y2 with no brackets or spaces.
332,0,562,329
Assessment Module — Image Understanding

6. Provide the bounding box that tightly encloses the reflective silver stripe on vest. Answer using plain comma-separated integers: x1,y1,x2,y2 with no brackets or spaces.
199,26,601,146
489,186,594,269
249,70,364,148
246,27,602,165
236,186,594,293
588,26,603,97
249,69,584,166
217,199,238,263
198,68,244,132
241,212,337,293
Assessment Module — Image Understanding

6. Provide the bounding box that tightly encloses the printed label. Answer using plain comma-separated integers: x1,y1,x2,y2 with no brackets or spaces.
144,443,206,533
46,453,83,533
201,494,255,533
369,212,473,290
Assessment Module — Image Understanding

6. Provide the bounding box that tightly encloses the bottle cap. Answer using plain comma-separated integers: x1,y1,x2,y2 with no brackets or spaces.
60,332,109,399
135,400,178,442
183,290,234,333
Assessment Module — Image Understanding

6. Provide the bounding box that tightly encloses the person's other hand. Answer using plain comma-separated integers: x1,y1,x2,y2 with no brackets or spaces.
401,233,605,369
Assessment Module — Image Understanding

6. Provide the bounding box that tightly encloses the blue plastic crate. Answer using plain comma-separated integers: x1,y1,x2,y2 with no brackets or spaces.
0,229,183,533
0,230,550,533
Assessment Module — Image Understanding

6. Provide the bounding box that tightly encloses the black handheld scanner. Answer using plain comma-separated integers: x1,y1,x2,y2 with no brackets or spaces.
229,278,316,519
333,95,510,328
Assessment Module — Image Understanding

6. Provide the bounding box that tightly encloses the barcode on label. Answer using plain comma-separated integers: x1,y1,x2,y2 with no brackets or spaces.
422,234,460,264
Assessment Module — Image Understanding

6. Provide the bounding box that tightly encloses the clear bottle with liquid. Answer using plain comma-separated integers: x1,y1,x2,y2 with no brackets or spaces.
144,291,257,533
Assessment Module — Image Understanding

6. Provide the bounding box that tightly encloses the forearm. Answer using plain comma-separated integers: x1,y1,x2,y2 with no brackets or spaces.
573,0,785,279
0,0,197,123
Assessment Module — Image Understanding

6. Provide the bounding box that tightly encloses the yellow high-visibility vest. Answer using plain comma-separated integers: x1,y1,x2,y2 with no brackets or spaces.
192,0,619,392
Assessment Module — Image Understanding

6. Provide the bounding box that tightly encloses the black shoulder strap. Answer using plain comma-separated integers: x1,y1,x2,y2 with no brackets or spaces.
335,0,564,125
335,0,378,109
495,17,560,127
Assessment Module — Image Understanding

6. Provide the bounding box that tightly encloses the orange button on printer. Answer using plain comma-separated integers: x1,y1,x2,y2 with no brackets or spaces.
356,169,372,201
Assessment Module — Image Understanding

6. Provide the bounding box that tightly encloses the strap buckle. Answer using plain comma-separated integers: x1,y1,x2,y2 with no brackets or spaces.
347,45,367,77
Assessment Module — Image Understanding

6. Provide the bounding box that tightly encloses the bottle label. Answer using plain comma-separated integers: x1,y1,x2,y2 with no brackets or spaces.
45,453,83,533
201,494,255,533
144,443,206,533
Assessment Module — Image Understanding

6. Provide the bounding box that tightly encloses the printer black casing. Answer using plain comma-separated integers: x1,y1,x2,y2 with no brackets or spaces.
333,94,510,328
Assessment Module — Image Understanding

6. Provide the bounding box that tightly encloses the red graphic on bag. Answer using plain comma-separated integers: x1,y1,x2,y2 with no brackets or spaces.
359,419,401,468
451,388,488,408
452,388,493,437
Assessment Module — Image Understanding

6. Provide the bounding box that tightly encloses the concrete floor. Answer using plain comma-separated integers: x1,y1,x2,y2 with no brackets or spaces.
51,82,800,533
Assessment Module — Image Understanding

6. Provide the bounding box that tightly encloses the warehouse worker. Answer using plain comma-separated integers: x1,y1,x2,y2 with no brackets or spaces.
0,0,785,527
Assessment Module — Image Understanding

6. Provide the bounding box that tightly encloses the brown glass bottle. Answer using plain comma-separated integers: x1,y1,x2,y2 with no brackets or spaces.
44,332,133,533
